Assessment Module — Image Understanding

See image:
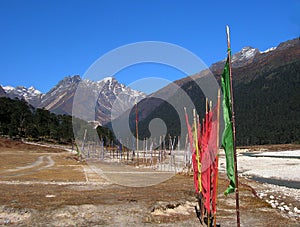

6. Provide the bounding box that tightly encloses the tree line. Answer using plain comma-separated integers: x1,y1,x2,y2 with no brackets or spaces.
134,60,300,146
234,60,300,145
0,97,114,144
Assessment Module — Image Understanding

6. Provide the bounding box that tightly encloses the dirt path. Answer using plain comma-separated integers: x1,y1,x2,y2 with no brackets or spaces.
0,155,55,178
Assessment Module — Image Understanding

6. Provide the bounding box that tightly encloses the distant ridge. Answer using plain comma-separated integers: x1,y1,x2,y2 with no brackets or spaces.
3,85,43,107
135,38,300,145
2,75,146,125
2,37,300,145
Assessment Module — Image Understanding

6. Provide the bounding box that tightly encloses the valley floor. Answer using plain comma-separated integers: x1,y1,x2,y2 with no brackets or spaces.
0,138,299,226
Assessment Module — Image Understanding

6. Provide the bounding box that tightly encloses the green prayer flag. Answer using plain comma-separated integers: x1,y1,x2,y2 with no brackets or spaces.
221,55,236,195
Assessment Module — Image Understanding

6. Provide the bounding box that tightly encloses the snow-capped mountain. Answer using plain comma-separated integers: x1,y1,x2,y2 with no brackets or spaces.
261,46,277,54
209,43,279,73
231,46,260,67
41,75,146,124
3,85,43,107
2,76,146,124
95,77,145,123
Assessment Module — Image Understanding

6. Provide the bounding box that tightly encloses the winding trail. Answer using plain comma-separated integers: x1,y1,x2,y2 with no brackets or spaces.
6,156,45,172
0,155,55,178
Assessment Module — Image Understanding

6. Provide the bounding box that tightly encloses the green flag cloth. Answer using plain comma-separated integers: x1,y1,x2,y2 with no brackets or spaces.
221,55,236,195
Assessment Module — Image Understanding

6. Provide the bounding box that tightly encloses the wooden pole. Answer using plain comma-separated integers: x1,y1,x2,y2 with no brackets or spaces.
193,109,201,193
226,25,240,227
213,89,221,227
135,101,139,166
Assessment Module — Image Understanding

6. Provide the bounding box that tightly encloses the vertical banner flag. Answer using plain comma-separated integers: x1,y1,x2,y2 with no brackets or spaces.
221,56,235,195
184,108,198,192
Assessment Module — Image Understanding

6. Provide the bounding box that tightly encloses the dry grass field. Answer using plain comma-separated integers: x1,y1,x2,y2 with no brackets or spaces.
0,138,299,226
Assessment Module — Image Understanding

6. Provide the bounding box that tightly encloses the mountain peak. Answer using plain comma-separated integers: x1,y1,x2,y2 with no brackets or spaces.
260,47,277,54
3,85,43,106
3,85,15,91
209,46,260,72
47,75,82,93
28,86,42,95
37,75,146,123
231,46,259,67
101,77,114,83
61,75,82,84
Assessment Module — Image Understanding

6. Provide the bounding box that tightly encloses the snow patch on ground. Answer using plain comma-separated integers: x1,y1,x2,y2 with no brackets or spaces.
219,149,300,220
219,150,300,182
256,150,300,157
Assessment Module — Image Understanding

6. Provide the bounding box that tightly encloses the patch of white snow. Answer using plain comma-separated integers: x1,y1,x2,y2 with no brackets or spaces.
261,47,277,54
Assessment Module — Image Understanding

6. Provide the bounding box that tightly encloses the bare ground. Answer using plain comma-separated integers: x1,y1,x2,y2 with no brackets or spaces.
0,138,299,226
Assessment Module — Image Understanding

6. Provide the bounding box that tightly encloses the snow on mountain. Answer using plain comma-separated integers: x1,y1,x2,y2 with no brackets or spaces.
210,46,261,72
3,85,42,97
3,85,15,91
232,47,257,61
261,47,277,54
94,77,146,123
38,75,146,124
3,85,43,106
102,76,114,83
231,46,259,67
28,86,42,95
1,75,146,124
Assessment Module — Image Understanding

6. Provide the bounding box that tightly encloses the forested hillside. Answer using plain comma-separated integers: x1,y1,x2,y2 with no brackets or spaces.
235,60,300,145
134,52,300,146
0,97,73,142
0,97,114,144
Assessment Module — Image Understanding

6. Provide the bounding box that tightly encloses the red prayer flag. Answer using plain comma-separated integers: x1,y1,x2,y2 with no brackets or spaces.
200,106,218,214
184,108,199,192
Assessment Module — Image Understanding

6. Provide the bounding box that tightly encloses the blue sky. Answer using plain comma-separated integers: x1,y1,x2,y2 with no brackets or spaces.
0,0,299,93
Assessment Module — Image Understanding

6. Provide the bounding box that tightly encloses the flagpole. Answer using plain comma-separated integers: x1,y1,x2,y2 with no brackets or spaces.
135,101,139,165
226,25,240,227
208,101,212,227
193,108,201,193
213,89,221,227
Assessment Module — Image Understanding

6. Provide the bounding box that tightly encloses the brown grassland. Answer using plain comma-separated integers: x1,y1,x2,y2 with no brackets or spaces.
0,138,299,226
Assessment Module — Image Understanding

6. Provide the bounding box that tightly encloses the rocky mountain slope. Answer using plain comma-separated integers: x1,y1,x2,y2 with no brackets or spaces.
2,85,43,107
136,38,300,145
2,76,146,125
